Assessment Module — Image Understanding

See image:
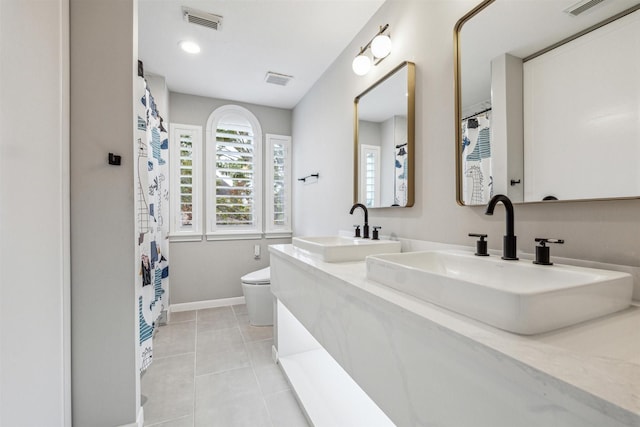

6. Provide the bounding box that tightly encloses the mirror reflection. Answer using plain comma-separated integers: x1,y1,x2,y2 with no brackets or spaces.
455,0,640,205
355,61,415,208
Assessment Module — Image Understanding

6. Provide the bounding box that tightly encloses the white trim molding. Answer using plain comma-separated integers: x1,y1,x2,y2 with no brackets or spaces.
117,407,144,427
170,296,247,313
168,234,203,243
169,123,203,238
265,134,293,235
206,105,263,237
206,232,263,241
265,231,293,239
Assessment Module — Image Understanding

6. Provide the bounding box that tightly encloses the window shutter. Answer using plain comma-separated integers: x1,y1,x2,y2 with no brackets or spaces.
178,133,195,227
170,123,202,239
207,105,263,238
266,134,292,236
360,144,380,207
215,125,255,227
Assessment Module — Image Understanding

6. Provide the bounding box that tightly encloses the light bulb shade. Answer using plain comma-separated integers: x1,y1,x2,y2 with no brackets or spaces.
352,54,372,76
371,34,392,59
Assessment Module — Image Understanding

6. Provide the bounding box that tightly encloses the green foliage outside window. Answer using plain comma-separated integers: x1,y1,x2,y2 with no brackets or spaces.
216,128,254,225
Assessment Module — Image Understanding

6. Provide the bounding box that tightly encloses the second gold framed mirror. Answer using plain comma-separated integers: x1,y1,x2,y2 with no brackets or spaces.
354,61,415,208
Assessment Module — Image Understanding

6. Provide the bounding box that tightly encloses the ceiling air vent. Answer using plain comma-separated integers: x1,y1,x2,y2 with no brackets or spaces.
265,72,294,86
564,0,606,16
182,7,222,30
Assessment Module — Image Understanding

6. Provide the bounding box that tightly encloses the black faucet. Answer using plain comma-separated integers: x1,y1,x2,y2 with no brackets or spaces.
485,194,518,260
349,203,369,239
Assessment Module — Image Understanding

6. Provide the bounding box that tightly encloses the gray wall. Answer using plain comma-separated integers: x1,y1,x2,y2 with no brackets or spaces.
170,238,290,303
293,0,640,271
169,92,292,304
70,0,139,425
1,0,70,424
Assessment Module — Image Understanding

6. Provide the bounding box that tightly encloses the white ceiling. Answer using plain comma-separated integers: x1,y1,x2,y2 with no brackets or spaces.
460,0,640,110
138,0,385,110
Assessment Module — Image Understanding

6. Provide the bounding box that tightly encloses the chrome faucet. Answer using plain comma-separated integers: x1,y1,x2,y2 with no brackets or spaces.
349,203,369,239
485,194,518,260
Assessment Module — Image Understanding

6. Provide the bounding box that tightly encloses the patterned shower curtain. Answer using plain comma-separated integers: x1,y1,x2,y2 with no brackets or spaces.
394,143,408,206
462,110,492,205
135,74,170,372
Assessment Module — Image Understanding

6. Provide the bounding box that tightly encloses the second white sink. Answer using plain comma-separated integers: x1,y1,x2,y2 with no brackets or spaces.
292,235,401,262
366,250,633,334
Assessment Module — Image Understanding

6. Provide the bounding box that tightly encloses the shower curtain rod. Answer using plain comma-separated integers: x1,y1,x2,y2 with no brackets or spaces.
462,107,491,121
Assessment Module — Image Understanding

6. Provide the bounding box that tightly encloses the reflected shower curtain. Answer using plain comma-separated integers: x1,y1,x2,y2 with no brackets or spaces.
135,72,170,372
394,143,408,206
462,110,492,205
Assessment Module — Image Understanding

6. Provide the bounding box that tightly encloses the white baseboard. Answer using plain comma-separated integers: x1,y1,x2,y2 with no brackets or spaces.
117,407,143,427
170,296,246,312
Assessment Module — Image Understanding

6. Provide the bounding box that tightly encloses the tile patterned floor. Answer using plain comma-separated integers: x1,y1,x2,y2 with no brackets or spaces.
141,305,310,427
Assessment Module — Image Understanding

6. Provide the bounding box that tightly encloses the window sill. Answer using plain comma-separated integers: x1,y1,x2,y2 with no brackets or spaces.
168,234,203,243
265,231,292,239
206,232,263,241
168,231,292,242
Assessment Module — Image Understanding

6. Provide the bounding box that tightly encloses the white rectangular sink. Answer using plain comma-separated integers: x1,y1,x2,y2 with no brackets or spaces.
366,250,633,335
292,236,401,262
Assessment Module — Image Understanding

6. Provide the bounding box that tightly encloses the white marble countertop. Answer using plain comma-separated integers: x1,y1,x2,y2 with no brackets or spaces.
270,242,640,424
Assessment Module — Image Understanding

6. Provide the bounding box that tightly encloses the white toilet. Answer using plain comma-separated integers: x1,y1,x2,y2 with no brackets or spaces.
240,266,273,326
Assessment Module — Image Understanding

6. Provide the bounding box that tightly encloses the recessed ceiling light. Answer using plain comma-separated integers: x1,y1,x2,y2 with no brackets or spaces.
179,41,201,54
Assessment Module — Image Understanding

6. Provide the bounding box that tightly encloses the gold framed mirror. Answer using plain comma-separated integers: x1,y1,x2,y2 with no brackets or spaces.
354,61,415,208
455,0,640,206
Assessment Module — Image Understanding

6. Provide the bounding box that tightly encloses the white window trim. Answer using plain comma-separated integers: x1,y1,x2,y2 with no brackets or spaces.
170,234,203,243
360,144,381,207
206,231,263,241
265,232,293,240
205,105,263,239
265,134,292,238
169,123,202,240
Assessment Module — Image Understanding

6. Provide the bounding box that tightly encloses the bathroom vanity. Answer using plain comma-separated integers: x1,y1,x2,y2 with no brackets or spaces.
269,241,640,427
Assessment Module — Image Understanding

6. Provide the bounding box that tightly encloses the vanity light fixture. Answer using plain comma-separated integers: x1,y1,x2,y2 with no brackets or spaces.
352,54,372,76
371,33,392,58
351,24,392,76
179,40,201,54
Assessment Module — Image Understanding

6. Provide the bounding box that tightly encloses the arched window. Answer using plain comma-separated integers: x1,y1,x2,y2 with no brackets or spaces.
169,105,291,241
206,105,263,238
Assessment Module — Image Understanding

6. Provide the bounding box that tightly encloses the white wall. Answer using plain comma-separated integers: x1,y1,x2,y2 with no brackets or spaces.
359,120,382,148
169,92,292,304
70,0,140,425
0,0,70,425
292,0,640,270
145,74,170,126
491,53,524,201
523,10,640,202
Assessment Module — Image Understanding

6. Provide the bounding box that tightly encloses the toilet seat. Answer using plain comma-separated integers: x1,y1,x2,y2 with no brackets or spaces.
241,266,270,285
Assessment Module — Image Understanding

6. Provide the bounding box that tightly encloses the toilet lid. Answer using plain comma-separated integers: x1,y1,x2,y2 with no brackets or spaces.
241,266,270,285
